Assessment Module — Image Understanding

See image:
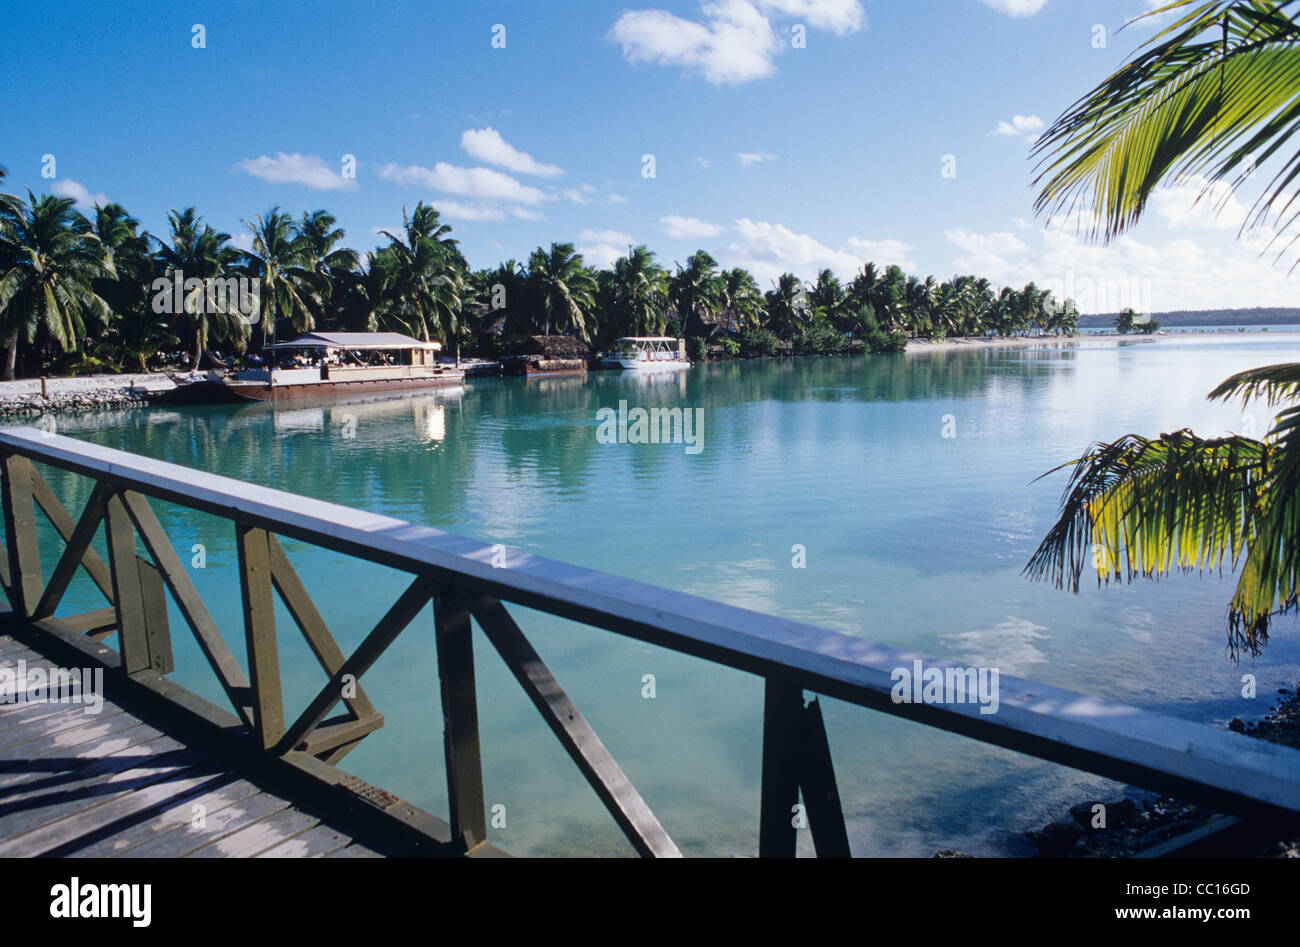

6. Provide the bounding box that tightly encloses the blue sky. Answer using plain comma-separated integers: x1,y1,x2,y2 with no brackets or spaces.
2,0,1293,312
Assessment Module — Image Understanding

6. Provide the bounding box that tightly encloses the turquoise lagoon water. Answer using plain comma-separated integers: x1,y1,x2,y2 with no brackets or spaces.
30,332,1300,857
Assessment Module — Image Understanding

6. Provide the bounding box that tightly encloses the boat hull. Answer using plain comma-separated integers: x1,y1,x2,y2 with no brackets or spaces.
222,373,466,402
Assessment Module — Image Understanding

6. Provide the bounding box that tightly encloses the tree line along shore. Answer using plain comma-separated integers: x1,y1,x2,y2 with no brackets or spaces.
1,169,1091,381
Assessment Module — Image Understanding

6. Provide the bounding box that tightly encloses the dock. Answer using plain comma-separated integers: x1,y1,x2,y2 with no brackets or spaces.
1,425,1299,858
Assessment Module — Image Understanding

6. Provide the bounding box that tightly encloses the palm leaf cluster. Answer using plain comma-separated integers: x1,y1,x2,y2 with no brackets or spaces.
1033,0,1300,265
1028,1,1300,656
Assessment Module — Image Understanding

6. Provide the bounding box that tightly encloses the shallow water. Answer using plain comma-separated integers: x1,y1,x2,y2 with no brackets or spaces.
32,333,1300,856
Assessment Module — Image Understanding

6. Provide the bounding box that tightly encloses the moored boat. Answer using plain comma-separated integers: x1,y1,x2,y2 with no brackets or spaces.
221,332,464,402
607,337,691,371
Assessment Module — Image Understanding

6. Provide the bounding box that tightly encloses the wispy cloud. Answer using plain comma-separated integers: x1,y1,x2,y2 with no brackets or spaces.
737,151,776,165
377,162,547,204
460,128,564,178
660,214,724,240
610,0,865,85
978,0,1048,16
430,201,507,222
234,152,358,191
50,179,109,208
724,218,911,284
989,114,1044,139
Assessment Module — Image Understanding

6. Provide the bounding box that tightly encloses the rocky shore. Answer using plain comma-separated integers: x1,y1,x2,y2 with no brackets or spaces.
1022,686,1300,858
0,387,154,417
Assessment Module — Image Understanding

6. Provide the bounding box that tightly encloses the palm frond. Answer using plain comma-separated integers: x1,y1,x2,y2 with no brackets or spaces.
1024,428,1284,656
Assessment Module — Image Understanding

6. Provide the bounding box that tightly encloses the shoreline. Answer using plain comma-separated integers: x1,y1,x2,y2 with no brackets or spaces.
1022,686,1300,858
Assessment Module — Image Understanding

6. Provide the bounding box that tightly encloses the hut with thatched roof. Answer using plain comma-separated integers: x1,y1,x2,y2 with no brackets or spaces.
501,335,590,376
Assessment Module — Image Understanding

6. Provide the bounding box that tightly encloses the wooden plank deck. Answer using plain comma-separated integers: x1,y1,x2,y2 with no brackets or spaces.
0,631,422,858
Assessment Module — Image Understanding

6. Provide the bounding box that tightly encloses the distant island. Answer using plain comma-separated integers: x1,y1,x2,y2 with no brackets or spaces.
1080,307,1300,328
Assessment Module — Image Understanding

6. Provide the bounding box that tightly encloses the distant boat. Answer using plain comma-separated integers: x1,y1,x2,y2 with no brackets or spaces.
220,332,464,402
608,337,691,371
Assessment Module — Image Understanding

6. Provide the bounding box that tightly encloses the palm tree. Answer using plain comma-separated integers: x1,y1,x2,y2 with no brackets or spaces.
0,192,113,378
809,268,847,329
610,245,667,337
668,250,722,336
719,267,763,334
241,207,322,345
150,207,247,369
381,203,465,349
78,203,173,371
525,243,597,340
297,209,359,328
764,272,812,340
1025,0,1300,657
337,250,399,334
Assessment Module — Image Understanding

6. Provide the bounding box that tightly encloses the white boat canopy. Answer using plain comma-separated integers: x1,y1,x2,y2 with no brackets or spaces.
614,337,679,344
264,332,442,352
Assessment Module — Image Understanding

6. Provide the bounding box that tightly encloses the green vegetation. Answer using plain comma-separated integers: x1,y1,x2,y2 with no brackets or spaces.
0,173,1079,379
1027,0,1300,657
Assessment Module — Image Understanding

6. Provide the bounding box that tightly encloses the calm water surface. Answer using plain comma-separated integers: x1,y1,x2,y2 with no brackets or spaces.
37,333,1300,856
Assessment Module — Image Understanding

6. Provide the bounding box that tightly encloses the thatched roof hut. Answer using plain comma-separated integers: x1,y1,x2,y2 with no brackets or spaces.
507,335,591,357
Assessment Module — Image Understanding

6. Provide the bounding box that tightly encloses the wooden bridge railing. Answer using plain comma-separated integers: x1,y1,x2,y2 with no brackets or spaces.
1,426,1299,857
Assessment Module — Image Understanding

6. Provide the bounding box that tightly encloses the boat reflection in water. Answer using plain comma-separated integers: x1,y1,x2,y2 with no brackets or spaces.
249,386,463,445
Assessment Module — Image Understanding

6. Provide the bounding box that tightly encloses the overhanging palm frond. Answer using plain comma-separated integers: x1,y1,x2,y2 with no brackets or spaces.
1208,360,1300,404
1023,428,1288,656
1032,0,1300,264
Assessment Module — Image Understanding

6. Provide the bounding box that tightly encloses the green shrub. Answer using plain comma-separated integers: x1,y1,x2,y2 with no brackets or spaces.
866,328,908,353
739,327,780,357
720,338,740,358
795,322,849,355
686,336,708,362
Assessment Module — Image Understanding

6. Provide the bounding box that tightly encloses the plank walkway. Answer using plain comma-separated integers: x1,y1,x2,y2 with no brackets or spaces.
0,632,387,858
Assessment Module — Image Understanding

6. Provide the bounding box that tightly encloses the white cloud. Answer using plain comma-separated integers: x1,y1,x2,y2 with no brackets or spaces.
943,223,1300,313
610,0,863,85
845,237,916,271
724,218,906,284
579,229,636,245
512,206,546,220
754,0,864,33
50,179,109,208
230,232,255,253
660,215,725,240
234,152,358,191
377,162,547,204
692,156,713,169
431,201,507,222
978,0,1048,16
737,151,776,165
608,193,630,205
989,114,1044,138
562,188,590,205
1152,174,1252,231
945,229,1032,275
578,242,631,269
459,128,564,178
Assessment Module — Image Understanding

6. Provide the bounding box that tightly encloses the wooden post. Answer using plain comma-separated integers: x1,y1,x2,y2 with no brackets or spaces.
434,586,486,852
759,677,802,858
104,493,150,675
0,454,43,617
799,697,851,858
137,556,174,674
237,524,284,750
